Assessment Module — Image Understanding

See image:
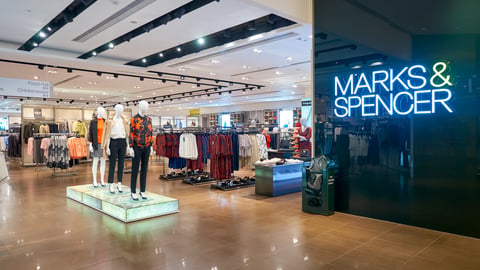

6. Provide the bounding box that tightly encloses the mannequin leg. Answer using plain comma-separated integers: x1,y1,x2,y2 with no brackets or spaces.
139,146,150,199
131,145,141,197
100,157,106,186
92,157,99,187
116,140,126,192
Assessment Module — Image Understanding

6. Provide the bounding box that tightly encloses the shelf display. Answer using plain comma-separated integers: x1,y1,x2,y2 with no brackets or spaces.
209,114,219,127
230,112,244,126
264,110,278,125
293,107,302,126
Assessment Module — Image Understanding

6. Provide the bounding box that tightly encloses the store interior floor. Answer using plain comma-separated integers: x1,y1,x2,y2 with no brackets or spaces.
0,159,479,270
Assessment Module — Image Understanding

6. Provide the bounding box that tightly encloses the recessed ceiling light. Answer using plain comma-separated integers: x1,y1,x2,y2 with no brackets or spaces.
39,32,46,38
275,71,283,75
33,42,38,47
248,34,264,41
292,84,298,88
47,70,57,74
137,95,142,98
197,37,205,45
102,92,107,96
209,100,212,103
210,72,216,76
142,58,147,63
302,76,307,80
90,95,93,98
177,47,181,52
210,59,220,64
352,65,362,69
92,51,97,56
291,91,295,94
178,67,186,71
241,77,249,80
159,53,164,57
134,86,141,89
47,27,52,31
225,42,235,48
108,43,114,49
370,61,383,66
34,76,38,80
253,48,262,53
285,56,293,61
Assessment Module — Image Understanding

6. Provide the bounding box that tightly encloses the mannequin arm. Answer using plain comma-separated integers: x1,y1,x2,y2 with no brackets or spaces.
105,138,111,156
89,142,94,153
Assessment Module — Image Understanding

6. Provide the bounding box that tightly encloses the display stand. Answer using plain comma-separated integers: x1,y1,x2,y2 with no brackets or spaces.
66,184,179,222
255,162,304,196
182,172,215,185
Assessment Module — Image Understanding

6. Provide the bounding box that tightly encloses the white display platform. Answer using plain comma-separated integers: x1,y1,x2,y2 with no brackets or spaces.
66,184,179,222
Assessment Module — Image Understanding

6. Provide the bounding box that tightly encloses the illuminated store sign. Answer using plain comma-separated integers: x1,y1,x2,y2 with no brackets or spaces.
334,62,454,118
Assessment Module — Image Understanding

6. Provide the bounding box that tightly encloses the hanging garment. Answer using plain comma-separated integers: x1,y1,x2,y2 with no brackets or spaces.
298,127,312,153
40,138,51,159
230,133,239,171
73,120,88,138
187,134,204,171
68,137,88,159
248,134,259,168
179,133,198,160
39,124,50,134
256,134,268,160
47,135,70,169
208,134,233,180
23,122,39,143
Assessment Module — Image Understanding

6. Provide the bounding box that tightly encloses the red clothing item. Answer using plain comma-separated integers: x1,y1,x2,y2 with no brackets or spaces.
129,114,153,147
97,118,104,143
298,127,312,153
265,134,271,148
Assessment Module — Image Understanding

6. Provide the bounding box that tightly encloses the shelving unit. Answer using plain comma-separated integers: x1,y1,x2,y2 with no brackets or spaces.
263,110,278,125
230,112,244,126
209,114,219,127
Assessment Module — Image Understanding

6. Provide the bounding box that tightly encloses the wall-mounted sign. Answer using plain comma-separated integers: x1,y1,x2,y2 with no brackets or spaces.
0,77,52,98
0,117,7,130
189,108,200,116
333,62,454,118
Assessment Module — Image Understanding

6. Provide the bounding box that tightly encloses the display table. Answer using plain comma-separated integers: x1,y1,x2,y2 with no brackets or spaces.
255,162,304,196
66,184,179,222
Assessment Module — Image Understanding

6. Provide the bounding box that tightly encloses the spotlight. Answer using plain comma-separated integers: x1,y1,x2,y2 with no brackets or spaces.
153,101,156,104
86,102,89,105
38,65,44,70
197,83,200,87
204,89,208,92
229,82,233,86
249,87,253,91
242,89,246,92
67,68,72,73
207,94,210,97
43,98,46,101
215,80,219,83
180,76,185,80
228,91,232,94
92,51,97,56
140,77,144,81
196,78,201,81
197,37,205,45
214,88,218,91
108,43,114,49
247,21,256,31
113,74,119,78
245,84,249,87
19,98,23,101
162,79,166,83
96,72,102,76
157,72,163,77
257,86,261,89
174,7,186,19
189,92,193,95
182,93,185,96
33,42,38,47
219,92,222,95
56,100,59,103
60,99,63,102
153,97,156,100
159,53,164,57
177,47,181,52
3,96,6,99
142,58,147,63
177,81,181,85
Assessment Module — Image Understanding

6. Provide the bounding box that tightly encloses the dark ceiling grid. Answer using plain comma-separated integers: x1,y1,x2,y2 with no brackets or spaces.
314,53,387,69
125,14,297,67
18,0,97,51
78,0,220,59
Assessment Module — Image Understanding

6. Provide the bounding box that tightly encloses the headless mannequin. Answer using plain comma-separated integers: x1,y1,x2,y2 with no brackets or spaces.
105,104,134,193
130,101,153,200
90,107,106,187
298,118,308,141
298,117,312,154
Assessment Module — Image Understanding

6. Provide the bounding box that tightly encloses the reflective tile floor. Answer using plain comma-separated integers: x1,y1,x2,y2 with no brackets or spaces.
0,160,479,270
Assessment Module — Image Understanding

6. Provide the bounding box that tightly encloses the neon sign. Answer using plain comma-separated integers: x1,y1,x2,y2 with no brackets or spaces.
333,62,454,118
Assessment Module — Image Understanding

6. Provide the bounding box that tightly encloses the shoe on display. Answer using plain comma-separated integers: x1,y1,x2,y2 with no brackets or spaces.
117,183,123,193
109,184,115,194
139,192,147,199
100,181,106,187
131,193,139,201
93,182,98,188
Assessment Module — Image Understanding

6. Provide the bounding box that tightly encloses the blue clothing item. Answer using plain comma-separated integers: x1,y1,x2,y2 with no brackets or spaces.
231,133,239,171
169,158,186,169
202,134,210,161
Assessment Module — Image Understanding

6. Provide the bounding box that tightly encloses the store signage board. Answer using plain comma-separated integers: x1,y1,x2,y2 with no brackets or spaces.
189,108,200,116
0,77,53,98
333,62,454,118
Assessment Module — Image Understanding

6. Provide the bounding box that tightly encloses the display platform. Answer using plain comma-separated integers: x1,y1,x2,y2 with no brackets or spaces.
66,184,179,222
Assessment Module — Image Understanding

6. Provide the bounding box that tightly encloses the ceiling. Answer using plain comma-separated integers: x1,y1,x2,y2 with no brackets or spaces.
0,0,318,114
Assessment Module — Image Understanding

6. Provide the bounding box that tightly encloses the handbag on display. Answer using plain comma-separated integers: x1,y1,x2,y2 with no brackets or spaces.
279,139,290,149
300,149,310,158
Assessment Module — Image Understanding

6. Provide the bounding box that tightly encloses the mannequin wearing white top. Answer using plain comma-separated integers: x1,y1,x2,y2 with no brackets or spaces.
103,104,134,193
88,107,106,187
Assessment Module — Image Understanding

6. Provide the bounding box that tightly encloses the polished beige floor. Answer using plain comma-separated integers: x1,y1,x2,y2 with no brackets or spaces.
0,159,479,270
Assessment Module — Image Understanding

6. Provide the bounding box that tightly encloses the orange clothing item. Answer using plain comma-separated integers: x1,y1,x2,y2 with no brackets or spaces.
97,118,104,143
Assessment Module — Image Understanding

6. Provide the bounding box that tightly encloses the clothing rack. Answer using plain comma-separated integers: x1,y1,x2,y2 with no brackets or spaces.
35,133,78,176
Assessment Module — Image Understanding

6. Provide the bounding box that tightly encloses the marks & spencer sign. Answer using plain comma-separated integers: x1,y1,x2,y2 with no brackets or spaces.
333,62,454,118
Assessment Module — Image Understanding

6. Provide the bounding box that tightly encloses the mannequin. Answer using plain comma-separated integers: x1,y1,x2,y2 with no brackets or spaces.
129,101,153,200
88,107,107,187
297,117,312,153
103,104,133,193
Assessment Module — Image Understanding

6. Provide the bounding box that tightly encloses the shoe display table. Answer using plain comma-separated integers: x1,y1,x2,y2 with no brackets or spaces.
66,184,179,222
255,162,304,196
